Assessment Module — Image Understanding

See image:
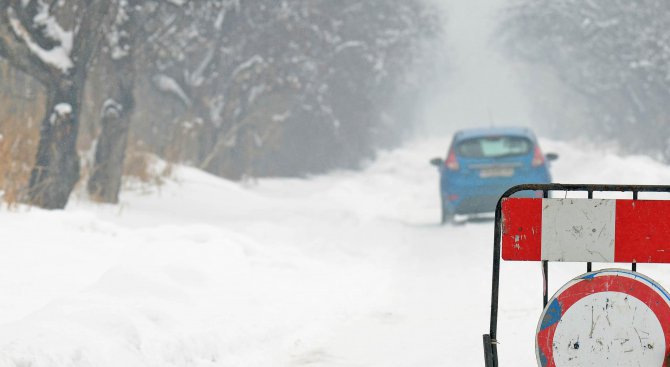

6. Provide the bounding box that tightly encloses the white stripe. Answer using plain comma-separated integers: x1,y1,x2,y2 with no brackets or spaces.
541,199,616,262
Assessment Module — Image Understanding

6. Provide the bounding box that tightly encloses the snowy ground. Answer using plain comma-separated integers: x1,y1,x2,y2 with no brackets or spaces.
2,137,670,367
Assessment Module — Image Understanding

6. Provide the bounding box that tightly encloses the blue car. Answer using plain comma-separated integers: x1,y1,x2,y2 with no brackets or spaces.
430,127,558,224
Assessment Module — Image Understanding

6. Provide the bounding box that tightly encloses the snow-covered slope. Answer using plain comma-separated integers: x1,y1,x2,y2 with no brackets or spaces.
1,137,670,367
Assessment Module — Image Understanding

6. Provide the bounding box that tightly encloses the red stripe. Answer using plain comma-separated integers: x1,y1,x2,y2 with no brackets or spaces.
501,198,542,261
615,200,670,263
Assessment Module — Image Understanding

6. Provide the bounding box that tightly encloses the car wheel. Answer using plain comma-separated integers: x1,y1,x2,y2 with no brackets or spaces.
441,199,455,225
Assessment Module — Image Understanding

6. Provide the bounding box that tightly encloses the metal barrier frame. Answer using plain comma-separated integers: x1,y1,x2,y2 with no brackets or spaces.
483,183,670,367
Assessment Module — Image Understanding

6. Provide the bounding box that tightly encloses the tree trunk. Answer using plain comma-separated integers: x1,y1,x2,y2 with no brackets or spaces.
87,57,134,203
0,1,110,209
28,79,81,209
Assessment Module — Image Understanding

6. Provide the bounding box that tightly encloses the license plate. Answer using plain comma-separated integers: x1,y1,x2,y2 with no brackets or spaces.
480,167,514,178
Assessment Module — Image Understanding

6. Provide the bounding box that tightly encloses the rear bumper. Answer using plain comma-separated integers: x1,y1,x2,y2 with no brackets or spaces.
439,167,551,215
452,195,501,214
442,184,542,215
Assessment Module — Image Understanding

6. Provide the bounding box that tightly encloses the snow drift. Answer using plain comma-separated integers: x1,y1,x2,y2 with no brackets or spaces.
1,137,670,366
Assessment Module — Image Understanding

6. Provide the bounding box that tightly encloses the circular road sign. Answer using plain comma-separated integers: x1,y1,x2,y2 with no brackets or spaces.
536,269,670,367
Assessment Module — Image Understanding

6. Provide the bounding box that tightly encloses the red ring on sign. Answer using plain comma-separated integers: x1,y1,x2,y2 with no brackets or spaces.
536,271,670,367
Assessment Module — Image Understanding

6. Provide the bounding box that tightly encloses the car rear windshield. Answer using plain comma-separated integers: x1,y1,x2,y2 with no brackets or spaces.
456,136,533,158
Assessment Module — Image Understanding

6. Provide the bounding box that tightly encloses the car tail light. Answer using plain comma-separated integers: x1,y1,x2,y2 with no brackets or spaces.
532,146,545,167
448,194,459,202
445,150,459,170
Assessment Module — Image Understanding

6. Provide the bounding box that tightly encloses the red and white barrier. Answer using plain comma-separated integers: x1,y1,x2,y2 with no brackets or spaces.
502,198,670,263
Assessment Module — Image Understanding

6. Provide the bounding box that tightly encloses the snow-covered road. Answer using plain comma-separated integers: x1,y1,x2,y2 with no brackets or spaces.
2,137,670,367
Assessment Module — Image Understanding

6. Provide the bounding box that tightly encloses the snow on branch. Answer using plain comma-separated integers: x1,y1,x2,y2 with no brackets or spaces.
101,99,124,119
185,48,213,87
106,0,131,60
164,0,188,6
7,4,74,73
232,55,265,79
49,103,72,125
152,73,192,107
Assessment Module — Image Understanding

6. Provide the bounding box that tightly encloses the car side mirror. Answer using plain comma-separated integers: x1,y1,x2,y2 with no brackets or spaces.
430,157,444,167
545,153,559,161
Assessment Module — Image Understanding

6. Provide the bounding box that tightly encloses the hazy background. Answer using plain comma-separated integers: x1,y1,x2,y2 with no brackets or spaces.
420,0,534,135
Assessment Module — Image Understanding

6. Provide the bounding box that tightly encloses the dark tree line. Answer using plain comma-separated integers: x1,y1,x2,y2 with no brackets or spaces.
0,0,440,209
501,0,670,159
125,0,439,178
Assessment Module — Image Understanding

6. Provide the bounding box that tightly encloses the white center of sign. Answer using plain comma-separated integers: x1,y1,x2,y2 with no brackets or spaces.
552,291,665,366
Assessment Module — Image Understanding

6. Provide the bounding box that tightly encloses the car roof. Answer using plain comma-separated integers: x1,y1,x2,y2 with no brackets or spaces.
454,126,537,141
